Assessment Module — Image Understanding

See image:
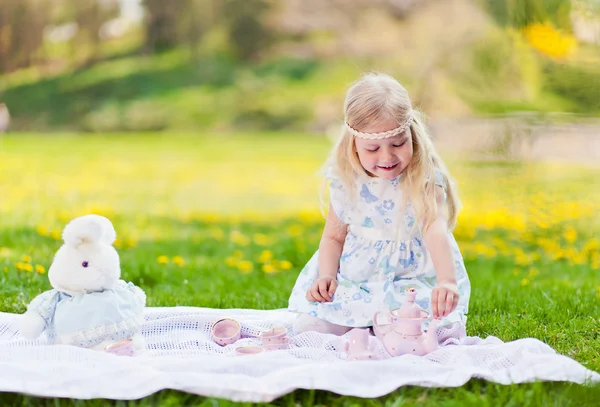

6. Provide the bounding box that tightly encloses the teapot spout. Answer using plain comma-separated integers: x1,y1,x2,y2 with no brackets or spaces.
424,318,441,353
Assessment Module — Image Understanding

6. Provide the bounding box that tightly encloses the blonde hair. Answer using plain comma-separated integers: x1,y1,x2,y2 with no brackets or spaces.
323,72,460,231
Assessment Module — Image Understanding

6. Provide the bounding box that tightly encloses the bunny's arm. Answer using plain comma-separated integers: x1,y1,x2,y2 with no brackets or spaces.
19,290,61,339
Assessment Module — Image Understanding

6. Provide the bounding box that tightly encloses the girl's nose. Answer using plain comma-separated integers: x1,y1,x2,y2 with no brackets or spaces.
381,147,395,162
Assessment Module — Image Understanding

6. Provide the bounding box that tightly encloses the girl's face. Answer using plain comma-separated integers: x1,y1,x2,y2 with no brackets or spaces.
354,119,413,180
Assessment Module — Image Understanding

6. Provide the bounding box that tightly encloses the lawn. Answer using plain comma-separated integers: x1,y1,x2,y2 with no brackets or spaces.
0,133,599,406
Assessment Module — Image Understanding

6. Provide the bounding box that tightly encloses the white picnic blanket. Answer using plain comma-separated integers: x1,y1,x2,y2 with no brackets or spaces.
0,307,598,401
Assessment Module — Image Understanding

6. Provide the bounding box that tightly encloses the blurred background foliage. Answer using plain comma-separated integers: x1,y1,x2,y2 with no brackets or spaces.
0,0,599,133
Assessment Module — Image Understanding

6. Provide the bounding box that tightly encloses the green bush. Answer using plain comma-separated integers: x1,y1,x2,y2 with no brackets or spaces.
253,58,319,81
544,62,600,112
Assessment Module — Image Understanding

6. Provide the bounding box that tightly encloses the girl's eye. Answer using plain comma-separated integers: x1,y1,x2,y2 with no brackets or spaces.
393,141,406,147
367,148,379,152
82,261,89,268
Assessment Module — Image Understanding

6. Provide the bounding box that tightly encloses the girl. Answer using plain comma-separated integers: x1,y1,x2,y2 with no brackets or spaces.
288,73,470,339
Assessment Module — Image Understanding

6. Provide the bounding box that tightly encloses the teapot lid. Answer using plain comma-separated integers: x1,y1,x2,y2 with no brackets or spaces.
396,288,422,319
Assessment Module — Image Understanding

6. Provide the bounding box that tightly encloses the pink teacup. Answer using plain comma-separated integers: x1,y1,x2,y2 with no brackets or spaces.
259,326,288,350
235,346,265,356
105,338,135,356
344,328,375,361
212,318,241,346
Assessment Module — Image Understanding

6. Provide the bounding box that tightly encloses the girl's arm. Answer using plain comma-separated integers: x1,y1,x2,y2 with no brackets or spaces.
424,185,459,319
306,203,347,302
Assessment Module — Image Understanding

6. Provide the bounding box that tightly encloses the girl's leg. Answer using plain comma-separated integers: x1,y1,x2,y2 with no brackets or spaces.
293,313,352,336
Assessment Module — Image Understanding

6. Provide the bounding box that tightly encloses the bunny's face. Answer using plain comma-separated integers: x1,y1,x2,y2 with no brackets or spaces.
48,241,121,294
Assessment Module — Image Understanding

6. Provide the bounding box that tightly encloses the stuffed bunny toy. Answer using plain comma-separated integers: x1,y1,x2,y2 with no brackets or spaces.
19,214,146,355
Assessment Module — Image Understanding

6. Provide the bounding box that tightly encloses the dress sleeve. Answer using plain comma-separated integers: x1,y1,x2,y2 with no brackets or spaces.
433,168,446,189
325,166,348,223
431,168,447,201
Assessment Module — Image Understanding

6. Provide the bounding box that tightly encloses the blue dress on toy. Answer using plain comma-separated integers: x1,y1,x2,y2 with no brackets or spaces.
26,280,145,348
288,167,471,329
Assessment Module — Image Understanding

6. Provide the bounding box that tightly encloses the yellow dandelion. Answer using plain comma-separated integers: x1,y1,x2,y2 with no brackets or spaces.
286,224,303,237
563,228,577,244
172,256,185,267
528,268,539,278
125,238,138,248
157,255,169,265
262,263,278,274
253,233,272,246
35,264,46,274
279,260,293,270
523,22,577,59
22,263,33,272
521,278,530,286
16,262,24,271
51,229,62,240
258,250,273,264
225,256,239,267
230,230,250,246
21,255,32,263
36,225,49,236
237,260,253,274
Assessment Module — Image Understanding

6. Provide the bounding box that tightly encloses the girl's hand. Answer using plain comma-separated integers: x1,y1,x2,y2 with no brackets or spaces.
306,276,338,302
431,281,459,319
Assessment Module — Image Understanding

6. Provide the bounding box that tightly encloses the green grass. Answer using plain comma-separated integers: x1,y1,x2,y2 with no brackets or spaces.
0,133,599,405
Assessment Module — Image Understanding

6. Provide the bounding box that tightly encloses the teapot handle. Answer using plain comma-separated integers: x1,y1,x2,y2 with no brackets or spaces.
372,310,393,333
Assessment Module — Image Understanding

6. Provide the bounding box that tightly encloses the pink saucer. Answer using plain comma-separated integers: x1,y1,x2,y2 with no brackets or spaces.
346,351,376,361
105,338,135,356
235,346,265,356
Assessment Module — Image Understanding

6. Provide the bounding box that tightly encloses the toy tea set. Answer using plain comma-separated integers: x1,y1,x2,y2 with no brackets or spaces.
345,287,442,360
211,287,442,360
211,318,291,356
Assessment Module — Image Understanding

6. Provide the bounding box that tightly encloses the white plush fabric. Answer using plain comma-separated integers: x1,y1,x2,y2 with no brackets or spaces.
0,307,598,402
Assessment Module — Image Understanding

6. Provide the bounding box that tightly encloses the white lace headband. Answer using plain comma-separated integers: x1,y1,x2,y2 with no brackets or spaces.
345,112,413,139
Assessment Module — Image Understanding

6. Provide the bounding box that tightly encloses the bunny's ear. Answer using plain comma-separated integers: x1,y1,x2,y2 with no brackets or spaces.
62,215,117,247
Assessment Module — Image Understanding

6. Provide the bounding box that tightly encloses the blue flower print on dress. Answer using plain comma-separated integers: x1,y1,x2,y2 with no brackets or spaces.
375,200,394,216
398,251,415,268
362,217,374,227
360,184,378,203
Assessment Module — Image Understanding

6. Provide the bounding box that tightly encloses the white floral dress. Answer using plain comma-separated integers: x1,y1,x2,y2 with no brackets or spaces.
288,168,471,329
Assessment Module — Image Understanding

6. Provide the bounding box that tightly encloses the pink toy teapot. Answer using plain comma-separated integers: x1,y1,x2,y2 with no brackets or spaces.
372,288,441,357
